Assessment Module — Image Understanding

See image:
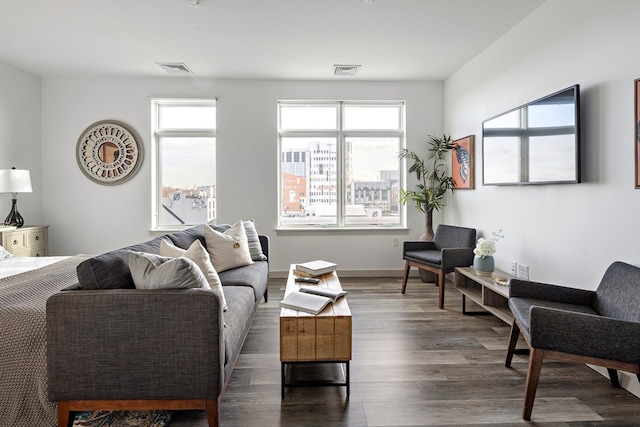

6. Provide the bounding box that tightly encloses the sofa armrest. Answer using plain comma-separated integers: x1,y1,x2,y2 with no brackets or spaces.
47,288,225,401
529,306,640,364
259,234,269,261
509,279,595,306
403,241,436,253
441,247,475,270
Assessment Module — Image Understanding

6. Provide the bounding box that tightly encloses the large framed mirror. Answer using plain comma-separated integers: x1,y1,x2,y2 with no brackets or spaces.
76,120,143,185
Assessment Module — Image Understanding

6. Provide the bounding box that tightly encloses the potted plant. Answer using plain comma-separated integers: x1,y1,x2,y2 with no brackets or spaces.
398,133,456,241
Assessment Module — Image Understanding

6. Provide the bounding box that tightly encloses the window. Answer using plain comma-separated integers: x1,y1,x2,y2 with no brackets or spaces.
151,99,216,230
278,101,405,228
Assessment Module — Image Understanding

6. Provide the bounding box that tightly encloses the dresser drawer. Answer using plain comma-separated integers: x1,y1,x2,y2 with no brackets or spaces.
10,247,48,257
28,229,47,248
3,230,28,251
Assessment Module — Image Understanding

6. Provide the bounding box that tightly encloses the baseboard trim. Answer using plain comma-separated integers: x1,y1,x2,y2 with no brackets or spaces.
588,365,640,398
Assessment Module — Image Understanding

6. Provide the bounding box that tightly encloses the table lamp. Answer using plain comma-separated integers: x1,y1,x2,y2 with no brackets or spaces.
0,167,33,228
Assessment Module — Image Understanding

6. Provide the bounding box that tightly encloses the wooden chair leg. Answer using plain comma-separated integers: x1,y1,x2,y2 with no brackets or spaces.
57,401,71,427
206,398,219,427
401,261,410,294
505,321,521,367
523,348,544,421
607,368,620,387
437,271,445,309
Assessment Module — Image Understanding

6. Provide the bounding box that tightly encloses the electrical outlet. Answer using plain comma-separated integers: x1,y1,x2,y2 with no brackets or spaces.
392,238,399,248
517,264,529,280
510,261,518,276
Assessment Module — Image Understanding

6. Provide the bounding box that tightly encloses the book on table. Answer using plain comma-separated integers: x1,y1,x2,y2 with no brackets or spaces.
299,285,347,301
294,260,337,277
279,287,347,315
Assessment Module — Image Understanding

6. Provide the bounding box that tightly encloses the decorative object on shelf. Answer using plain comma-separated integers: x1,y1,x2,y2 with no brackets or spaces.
452,135,474,190
494,275,509,286
399,134,456,282
473,255,494,276
634,78,639,189
473,229,504,276
0,167,33,228
76,120,143,185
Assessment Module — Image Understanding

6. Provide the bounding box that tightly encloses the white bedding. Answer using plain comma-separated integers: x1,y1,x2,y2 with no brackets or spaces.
0,256,70,279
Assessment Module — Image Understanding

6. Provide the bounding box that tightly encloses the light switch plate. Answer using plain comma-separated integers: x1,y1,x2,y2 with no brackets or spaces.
510,261,518,275
517,264,529,280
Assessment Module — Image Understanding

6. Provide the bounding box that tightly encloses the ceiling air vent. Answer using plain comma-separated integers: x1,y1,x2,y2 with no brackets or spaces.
157,62,193,74
334,65,360,76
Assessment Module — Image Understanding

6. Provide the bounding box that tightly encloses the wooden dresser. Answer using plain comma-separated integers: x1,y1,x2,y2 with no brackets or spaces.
0,225,49,257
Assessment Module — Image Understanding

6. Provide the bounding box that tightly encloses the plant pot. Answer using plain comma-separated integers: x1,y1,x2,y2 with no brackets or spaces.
419,208,436,283
473,255,494,276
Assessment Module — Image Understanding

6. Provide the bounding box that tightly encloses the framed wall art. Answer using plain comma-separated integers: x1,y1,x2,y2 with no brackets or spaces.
635,78,640,189
76,120,143,185
452,135,474,190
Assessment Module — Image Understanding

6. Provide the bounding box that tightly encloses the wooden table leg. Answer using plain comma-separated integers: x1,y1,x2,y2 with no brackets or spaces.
281,362,286,399
346,361,350,398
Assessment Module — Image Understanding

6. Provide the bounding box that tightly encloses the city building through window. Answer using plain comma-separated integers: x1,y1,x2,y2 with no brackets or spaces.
278,101,405,228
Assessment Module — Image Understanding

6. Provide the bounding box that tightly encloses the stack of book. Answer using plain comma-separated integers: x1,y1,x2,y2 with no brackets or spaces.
293,260,337,277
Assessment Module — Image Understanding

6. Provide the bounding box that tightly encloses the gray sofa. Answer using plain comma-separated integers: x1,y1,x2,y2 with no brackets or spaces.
46,224,269,427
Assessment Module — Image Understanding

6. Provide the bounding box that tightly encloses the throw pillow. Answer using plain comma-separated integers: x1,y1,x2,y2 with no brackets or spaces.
159,238,227,311
204,220,253,272
76,236,165,290
127,251,208,290
210,219,267,261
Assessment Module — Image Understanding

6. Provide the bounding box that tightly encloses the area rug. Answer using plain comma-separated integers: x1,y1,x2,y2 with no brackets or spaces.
72,410,173,427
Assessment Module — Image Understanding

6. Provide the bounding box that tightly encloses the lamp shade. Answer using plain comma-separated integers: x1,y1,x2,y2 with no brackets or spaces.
0,169,32,193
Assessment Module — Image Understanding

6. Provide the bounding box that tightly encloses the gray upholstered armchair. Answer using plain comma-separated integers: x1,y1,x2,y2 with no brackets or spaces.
402,224,476,309
505,261,640,421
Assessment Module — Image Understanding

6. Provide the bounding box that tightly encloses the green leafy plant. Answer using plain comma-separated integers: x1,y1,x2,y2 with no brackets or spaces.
398,134,456,238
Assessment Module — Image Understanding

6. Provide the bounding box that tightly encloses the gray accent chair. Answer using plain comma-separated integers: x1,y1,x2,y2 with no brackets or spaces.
505,261,640,421
402,225,476,309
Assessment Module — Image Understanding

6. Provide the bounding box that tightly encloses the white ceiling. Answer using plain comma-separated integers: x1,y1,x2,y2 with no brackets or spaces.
0,0,544,81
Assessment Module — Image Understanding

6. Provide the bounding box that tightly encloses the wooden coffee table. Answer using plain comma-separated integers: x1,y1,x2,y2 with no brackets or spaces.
279,265,352,398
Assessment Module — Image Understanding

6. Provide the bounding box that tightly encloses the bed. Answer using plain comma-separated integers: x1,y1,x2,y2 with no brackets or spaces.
0,250,90,427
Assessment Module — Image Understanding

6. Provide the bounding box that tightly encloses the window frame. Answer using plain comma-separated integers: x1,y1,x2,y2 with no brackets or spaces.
151,98,216,231
277,100,406,230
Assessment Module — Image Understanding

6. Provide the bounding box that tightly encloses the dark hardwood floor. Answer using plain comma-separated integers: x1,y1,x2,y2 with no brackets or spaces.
169,276,640,426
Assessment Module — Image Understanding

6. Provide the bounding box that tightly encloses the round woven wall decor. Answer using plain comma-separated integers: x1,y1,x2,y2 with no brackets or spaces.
76,120,143,185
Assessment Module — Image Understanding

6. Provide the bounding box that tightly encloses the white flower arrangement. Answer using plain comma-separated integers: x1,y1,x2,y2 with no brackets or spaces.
473,229,504,258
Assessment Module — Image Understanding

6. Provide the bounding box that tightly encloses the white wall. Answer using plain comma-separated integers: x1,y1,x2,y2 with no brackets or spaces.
0,62,42,225
39,76,442,274
8,1,638,283
445,0,640,289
